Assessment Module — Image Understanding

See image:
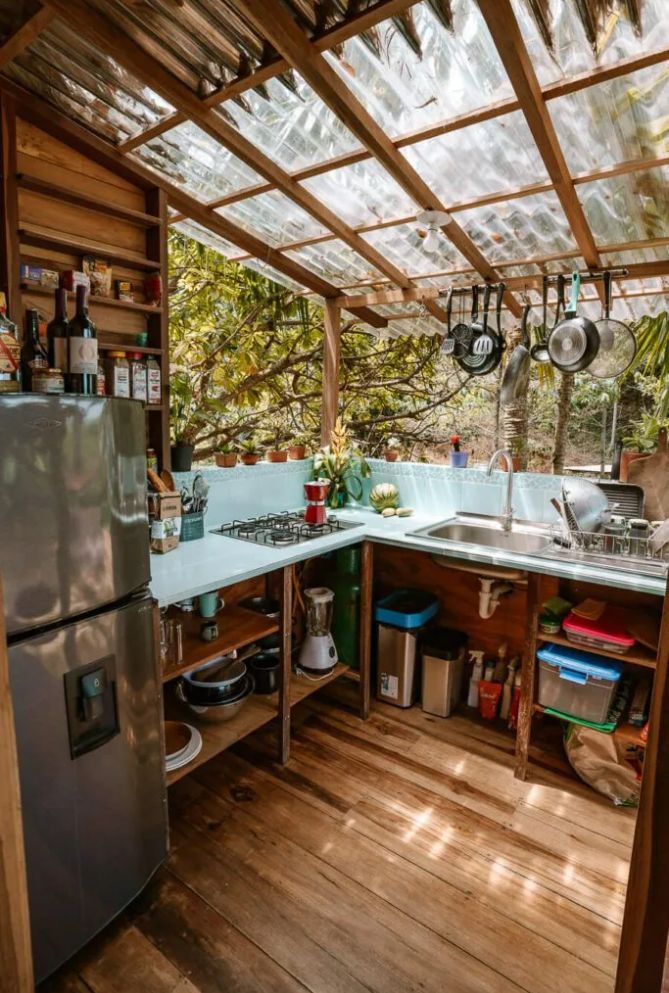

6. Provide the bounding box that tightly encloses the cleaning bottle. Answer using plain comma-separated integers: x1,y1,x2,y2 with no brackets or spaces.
500,656,519,720
468,650,484,707
493,642,508,683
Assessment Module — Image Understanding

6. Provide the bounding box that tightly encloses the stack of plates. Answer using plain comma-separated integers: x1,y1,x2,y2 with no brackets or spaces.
165,720,202,773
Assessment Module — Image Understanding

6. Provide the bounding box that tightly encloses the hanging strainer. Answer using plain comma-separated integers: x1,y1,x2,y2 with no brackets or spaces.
587,271,637,380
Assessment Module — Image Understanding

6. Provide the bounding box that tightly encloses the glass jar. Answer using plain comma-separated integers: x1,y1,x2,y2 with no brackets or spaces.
146,355,161,405
129,352,147,402
32,367,65,394
106,350,130,398
146,448,158,473
96,356,106,395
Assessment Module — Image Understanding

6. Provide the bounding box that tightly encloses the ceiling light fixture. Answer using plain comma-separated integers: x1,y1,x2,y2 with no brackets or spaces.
416,210,452,254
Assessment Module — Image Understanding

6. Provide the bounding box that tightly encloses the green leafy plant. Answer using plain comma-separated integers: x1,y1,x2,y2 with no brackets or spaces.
313,417,370,508
241,438,259,454
622,412,667,453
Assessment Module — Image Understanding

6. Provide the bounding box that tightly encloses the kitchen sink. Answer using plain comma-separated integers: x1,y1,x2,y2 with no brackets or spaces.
411,515,555,555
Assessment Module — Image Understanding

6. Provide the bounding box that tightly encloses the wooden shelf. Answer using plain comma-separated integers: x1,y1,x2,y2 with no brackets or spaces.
165,662,349,786
536,632,657,669
533,703,647,748
19,224,160,270
98,341,163,355
145,404,165,412
161,605,279,684
20,282,163,314
17,174,161,227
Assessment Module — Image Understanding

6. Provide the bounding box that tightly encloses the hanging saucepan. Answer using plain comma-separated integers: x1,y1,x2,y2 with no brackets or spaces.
451,285,477,358
547,271,600,373
587,270,637,379
500,303,531,405
457,284,497,376
530,276,551,363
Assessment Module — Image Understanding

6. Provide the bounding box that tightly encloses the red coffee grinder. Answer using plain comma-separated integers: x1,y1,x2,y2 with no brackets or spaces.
303,479,331,526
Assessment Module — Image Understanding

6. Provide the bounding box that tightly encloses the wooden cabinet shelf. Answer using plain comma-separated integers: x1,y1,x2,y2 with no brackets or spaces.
536,632,657,669
533,702,647,748
17,174,161,227
19,224,160,270
21,282,163,314
98,341,162,355
161,605,280,684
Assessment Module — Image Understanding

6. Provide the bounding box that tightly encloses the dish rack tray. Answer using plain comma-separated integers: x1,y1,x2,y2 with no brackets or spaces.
551,526,669,576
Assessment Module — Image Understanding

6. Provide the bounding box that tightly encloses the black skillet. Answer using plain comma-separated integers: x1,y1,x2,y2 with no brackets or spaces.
456,283,503,376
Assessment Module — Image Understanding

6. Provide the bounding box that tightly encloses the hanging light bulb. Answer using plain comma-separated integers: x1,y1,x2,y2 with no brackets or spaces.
423,226,440,253
416,209,452,256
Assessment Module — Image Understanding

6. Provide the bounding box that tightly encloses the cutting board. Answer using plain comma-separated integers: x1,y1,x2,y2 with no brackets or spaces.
628,429,669,522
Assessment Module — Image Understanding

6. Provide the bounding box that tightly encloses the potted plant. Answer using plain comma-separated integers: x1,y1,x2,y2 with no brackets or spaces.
621,414,664,480
449,433,469,468
240,439,261,466
170,395,197,471
215,442,238,468
384,436,401,462
287,433,309,460
313,417,370,509
267,423,289,462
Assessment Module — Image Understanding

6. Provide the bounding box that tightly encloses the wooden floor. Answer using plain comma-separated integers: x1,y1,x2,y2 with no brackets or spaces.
42,682,636,993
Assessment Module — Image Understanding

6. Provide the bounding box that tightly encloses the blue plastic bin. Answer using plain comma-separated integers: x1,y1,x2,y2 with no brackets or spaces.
374,589,440,629
537,643,623,724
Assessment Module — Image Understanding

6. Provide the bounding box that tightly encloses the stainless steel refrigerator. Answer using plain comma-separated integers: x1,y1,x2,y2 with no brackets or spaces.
0,395,168,983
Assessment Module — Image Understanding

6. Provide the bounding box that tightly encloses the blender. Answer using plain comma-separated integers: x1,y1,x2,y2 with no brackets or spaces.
298,587,337,674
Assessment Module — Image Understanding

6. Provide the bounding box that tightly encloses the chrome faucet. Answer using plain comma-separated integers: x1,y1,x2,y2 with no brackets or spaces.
486,449,514,531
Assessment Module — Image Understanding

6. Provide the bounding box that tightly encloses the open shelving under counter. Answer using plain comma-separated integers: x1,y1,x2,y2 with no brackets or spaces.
535,632,657,669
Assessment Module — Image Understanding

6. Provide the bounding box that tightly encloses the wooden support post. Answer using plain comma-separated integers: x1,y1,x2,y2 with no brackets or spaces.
278,564,293,764
145,187,170,471
615,575,669,993
358,541,373,720
0,577,34,993
0,93,20,318
321,300,341,447
515,571,541,780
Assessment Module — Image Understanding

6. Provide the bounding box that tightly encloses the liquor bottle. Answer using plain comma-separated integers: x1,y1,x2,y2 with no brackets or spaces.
67,285,97,394
0,292,20,393
20,309,49,391
47,288,69,374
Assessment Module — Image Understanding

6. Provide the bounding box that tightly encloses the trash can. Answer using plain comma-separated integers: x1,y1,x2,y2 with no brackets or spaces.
374,590,440,707
421,628,468,718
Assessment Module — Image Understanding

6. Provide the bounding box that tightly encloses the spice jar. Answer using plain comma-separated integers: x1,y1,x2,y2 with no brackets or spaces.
129,352,147,402
106,350,130,398
144,271,162,307
96,356,106,396
146,355,161,405
32,367,65,394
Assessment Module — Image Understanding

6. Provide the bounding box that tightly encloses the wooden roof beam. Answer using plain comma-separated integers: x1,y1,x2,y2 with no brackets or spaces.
0,6,55,70
42,0,441,316
1,76,385,327
477,0,602,287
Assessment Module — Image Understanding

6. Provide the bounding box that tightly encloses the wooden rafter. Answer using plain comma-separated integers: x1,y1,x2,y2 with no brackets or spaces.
477,0,601,283
0,6,54,70
41,0,451,319
2,76,386,327
232,0,522,318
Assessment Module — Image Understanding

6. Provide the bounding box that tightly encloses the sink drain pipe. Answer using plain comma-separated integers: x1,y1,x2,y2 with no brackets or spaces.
478,578,514,619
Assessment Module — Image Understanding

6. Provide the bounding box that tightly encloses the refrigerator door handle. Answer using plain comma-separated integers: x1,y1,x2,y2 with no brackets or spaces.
64,656,120,758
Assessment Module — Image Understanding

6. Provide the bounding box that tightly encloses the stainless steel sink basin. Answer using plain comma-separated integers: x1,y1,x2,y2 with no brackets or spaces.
411,515,554,554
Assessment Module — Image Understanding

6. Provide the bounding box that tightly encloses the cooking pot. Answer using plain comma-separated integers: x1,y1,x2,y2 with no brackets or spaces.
239,595,280,618
181,656,247,706
249,652,280,694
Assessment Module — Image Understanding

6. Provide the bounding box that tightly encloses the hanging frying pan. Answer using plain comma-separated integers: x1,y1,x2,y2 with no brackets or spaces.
451,285,477,358
457,283,495,375
500,303,531,405
476,280,507,376
547,271,600,373
440,288,456,356
530,276,551,363
587,271,637,379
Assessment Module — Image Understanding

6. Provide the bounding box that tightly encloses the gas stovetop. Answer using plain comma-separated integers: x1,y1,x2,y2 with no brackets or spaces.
211,511,362,546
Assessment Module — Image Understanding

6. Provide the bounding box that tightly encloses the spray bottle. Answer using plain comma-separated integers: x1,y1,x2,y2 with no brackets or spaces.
467,650,485,708
500,656,519,720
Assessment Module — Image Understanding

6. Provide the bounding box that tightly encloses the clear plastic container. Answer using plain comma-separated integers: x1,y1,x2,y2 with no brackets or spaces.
562,610,635,654
537,644,623,724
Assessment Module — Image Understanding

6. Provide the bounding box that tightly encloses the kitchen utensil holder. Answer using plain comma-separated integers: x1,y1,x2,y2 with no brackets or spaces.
181,511,205,542
550,525,669,575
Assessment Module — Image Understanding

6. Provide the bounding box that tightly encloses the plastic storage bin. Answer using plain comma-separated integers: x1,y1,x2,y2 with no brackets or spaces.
375,590,440,708
421,629,467,718
537,643,623,724
562,609,635,654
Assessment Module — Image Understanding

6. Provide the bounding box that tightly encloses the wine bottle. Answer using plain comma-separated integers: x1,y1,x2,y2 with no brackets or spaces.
47,288,69,374
20,309,49,391
67,285,97,395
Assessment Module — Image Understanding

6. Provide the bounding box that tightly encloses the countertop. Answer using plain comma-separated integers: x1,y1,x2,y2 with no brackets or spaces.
149,508,667,605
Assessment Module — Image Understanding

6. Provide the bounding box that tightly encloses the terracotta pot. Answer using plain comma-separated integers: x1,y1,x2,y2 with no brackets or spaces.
287,445,306,460
384,450,399,462
620,450,648,482
499,454,521,472
241,453,260,466
267,450,288,463
215,452,238,468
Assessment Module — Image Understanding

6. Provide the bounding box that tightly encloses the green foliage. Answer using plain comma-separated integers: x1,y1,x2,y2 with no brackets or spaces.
629,312,669,418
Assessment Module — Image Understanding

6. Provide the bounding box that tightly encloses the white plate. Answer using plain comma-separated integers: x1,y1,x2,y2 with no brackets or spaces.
165,725,202,773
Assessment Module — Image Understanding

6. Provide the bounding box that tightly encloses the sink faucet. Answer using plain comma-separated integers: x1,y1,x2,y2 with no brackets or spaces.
486,449,514,531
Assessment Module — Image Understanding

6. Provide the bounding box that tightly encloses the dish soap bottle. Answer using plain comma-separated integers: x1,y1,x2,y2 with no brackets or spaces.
467,650,485,707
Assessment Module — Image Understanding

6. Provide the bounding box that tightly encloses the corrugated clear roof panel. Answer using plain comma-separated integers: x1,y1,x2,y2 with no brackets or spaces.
131,120,262,200
324,0,513,140
217,190,329,248
456,192,578,263
300,158,415,227
602,246,669,266
510,0,669,85
362,222,469,276
221,72,362,172
6,24,173,143
286,240,383,286
403,111,550,202
548,65,669,174
577,166,669,243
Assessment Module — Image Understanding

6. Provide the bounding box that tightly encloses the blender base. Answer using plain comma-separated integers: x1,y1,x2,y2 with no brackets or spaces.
298,634,338,674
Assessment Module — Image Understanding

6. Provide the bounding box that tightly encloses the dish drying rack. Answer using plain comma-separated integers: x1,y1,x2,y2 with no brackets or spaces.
550,524,669,576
